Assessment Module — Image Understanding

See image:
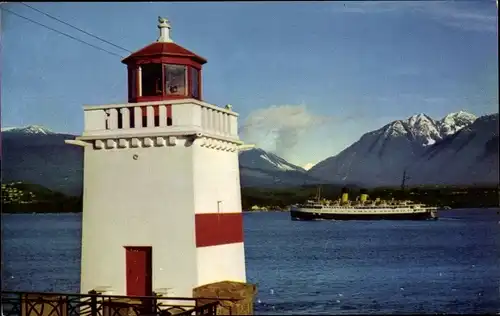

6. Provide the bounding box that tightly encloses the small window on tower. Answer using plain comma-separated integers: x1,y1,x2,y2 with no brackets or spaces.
164,64,187,96
141,64,163,97
191,67,199,99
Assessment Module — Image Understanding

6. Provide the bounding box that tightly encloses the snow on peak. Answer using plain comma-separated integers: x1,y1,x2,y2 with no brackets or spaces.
441,110,476,121
379,111,476,147
383,120,405,137
258,150,299,172
405,113,441,146
239,148,305,172
381,113,439,145
407,113,432,124
1,125,54,135
439,111,477,136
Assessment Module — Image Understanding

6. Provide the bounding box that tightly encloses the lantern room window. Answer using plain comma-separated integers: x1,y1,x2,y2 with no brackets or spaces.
133,63,197,99
191,67,199,99
164,64,187,96
141,64,163,97
129,68,137,99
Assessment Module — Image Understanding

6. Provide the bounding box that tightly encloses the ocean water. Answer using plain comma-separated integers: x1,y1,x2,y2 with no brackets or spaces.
2,209,500,315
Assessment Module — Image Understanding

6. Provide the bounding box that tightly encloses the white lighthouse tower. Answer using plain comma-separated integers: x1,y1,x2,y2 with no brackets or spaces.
72,17,246,298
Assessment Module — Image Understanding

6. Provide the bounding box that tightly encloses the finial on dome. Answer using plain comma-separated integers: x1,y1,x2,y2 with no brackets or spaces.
157,16,173,43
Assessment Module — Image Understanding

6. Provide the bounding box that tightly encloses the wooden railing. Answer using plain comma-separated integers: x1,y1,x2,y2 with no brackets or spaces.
0,291,220,316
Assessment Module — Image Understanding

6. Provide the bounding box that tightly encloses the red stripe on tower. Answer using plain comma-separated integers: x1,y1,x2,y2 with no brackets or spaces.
195,213,244,247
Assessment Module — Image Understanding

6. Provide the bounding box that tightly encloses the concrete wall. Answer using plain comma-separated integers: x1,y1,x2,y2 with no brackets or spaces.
193,144,247,284
192,145,242,215
80,137,198,297
196,243,246,286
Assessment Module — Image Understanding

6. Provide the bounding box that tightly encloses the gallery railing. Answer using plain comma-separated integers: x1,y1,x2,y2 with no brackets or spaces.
0,291,220,316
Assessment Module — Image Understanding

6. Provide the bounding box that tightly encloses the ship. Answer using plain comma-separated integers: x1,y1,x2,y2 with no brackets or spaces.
290,186,441,221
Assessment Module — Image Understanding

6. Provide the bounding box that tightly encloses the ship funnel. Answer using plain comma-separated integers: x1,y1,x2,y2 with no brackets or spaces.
341,187,349,203
360,189,368,203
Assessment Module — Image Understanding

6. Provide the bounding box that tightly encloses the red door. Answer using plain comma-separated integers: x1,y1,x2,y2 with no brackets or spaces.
125,246,153,296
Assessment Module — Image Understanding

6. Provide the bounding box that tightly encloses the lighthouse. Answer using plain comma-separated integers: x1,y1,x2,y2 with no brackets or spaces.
72,17,246,298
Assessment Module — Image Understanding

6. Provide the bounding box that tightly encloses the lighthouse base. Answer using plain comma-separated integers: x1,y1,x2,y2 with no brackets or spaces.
193,281,257,315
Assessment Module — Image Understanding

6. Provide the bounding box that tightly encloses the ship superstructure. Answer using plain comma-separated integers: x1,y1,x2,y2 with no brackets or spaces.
290,187,440,221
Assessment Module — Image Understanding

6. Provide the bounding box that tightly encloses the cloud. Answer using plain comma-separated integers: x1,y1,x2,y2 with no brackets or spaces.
431,3,497,32
239,104,332,160
302,162,316,170
332,1,497,32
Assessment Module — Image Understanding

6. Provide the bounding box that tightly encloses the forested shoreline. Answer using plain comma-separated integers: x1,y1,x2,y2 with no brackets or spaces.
2,182,498,214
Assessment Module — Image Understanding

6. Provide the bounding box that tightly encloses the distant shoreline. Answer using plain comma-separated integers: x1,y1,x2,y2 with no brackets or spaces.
2,207,499,215
2,182,499,214
1,209,82,214
1,202,81,214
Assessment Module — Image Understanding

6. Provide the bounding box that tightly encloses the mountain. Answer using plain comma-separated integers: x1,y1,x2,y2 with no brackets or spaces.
3,111,495,195
406,113,499,186
1,126,84,196
1,125,55,135
438,111,478,137
0,126,321,195
238,148,323,187
307,111,493,187
239,148,305,173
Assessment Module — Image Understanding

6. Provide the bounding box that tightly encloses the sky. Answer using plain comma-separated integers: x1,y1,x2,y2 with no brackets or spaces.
1,1,498,169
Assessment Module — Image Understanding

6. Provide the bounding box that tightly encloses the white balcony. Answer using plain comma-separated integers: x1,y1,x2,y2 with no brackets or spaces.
80,99,239,141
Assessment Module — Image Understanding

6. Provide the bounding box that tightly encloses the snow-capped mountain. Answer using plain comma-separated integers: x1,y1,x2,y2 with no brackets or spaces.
1,125,54,135
0,126,323,195
2,112,495,195
438,111,477,137
407,113,499,186
308,111,483,187
238,148,326,187
373,111,477,147
239,148,305,173
1,126,84,196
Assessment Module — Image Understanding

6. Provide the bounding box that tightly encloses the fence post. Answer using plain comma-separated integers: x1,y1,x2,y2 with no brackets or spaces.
152,291,158,314
88,290,98,316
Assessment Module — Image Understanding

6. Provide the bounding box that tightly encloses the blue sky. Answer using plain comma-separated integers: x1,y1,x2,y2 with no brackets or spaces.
1,1,498,168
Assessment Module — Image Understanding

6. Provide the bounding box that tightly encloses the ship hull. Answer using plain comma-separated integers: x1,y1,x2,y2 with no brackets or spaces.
290,209,438,221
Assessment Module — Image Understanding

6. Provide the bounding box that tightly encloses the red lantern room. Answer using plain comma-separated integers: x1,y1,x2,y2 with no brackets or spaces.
122,17,207,104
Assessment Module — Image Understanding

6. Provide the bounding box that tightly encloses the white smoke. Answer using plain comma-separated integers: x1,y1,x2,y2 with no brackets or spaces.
239,104,331,160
